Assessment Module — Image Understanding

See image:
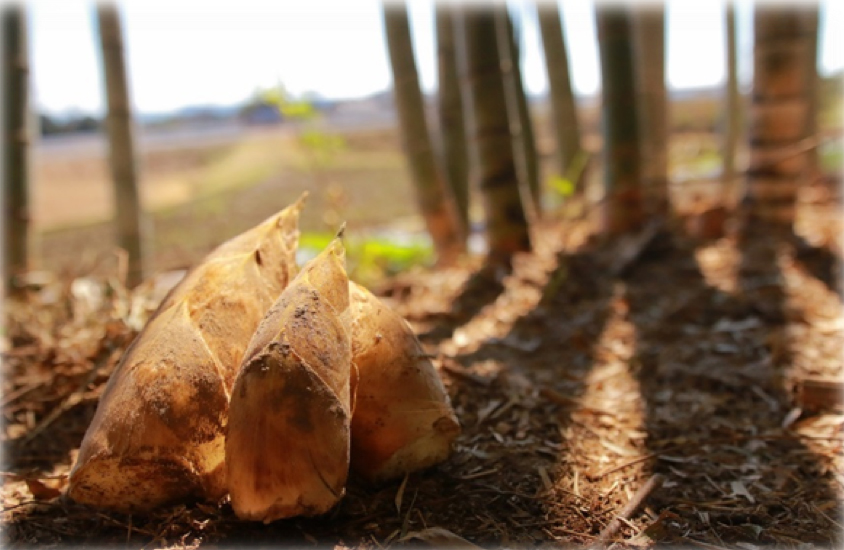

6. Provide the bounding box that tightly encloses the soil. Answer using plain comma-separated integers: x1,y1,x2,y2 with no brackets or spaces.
2,178,842,549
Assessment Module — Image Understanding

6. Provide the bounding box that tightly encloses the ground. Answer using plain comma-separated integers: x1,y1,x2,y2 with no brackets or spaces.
2,173,842,548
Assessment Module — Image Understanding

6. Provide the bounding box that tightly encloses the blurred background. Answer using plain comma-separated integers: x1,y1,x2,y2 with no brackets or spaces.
5,0,844,285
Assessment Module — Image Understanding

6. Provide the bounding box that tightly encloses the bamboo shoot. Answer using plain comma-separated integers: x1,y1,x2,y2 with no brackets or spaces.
68,196,305,512
349,282,460,484
226,239,352,522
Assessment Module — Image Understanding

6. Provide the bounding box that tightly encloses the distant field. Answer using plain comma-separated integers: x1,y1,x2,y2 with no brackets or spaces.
34,126,293,231
34,123,420,275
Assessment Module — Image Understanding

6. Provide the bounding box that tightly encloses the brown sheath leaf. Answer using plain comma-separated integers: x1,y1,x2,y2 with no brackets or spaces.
348,282,460,484
67,196,306,513
227,239,352,522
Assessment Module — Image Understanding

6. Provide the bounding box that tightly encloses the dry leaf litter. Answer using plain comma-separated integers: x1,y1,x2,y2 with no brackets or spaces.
2,187,842,548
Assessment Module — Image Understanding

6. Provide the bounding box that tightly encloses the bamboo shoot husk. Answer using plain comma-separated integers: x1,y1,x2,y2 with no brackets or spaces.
349,282,460,484
226,239,352,522
68,196,305,512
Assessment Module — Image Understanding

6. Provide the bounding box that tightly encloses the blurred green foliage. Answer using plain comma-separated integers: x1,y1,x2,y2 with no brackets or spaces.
300,231,433,286
253,85,433,285
820,140,843,172
299,129,346,168
548,174,575,198
257,84,348,182
258,86,317,121
548,149,588,201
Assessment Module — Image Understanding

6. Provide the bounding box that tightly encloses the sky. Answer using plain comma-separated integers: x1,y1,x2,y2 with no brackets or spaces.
24,0,844,117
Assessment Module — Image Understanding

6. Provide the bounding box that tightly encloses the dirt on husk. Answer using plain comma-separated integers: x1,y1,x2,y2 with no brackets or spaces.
2,183,842,549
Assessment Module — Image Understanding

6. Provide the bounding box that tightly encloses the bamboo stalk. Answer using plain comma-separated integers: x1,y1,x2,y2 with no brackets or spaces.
595,5,644,234
436,5,470,239
722,3,740,208
632,6,668,217
803,5,820,180
743,7,815,227
2,5,31,293
384,1,464,264
537,2,583,189
454,7,531,266
494,8,541,220
96,3,147,288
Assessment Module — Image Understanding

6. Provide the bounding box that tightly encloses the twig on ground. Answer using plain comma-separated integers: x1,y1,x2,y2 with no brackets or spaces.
591,452,669,481
591,473,665,548
0,382,44,408
611,219,665,277
440,361,491,387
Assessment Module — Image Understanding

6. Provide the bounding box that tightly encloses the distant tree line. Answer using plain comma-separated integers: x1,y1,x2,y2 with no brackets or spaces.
39,113,102,136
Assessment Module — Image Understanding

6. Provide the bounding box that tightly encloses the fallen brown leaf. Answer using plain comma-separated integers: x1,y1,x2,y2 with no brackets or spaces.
400,526,483,548
25,479,62,500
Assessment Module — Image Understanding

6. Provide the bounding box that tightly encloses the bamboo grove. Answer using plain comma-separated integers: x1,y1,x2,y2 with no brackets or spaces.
382,0,823,266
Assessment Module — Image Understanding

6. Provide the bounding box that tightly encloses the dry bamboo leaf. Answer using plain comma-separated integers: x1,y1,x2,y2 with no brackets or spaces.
348,282,460,484
730,480,755,504
25,479,62,500
226,239,352,522
395,473,409,514
400,526,483,549
67,196,306,513
796,378,844,413
537,465,553,491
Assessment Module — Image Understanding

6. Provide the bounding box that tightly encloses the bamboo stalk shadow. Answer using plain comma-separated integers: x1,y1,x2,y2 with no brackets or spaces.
450,241,622,543
792,233,842,300
620,224,842,546
448,223,842,546
416,265,509,344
